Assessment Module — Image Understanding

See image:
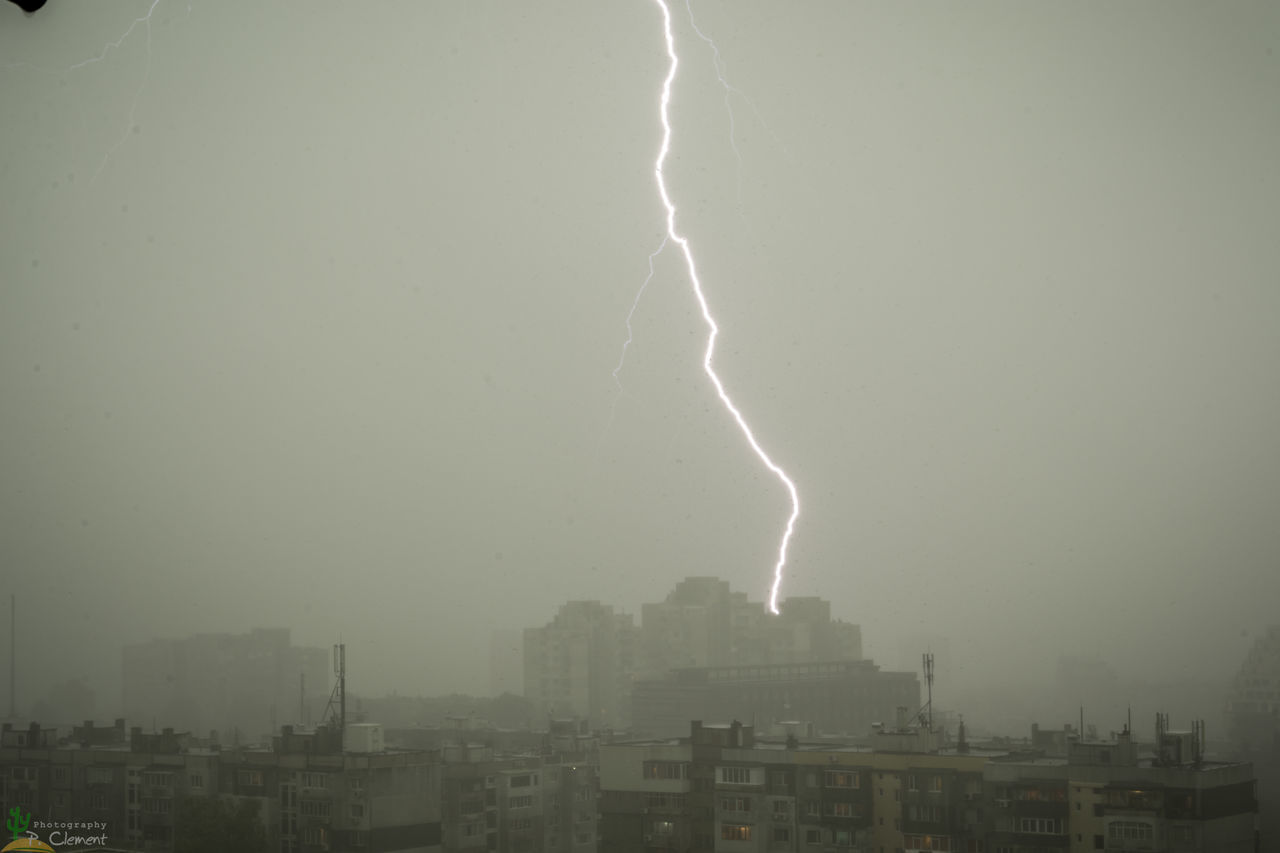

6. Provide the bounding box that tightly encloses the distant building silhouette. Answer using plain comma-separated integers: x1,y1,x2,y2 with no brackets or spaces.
122,627,329,743
638,579,862,678
525,577,866,737
523,601,637,730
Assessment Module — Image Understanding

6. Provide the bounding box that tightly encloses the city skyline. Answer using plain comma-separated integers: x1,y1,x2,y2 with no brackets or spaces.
3,0,1278,736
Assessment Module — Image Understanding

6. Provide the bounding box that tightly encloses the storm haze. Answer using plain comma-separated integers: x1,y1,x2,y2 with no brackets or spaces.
2,0,1278,718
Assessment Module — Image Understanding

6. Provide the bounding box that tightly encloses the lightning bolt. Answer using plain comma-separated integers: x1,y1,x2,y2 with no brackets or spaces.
605,235,668,436
651,0,800,615
5,0,174,182
89,0,167,182
684,0,789,207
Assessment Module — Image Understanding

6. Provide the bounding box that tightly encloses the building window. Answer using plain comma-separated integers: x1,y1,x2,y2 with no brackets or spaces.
644,762,687,780
904,835,952,851
508,795,533,809
301,772,328,789
92,793,107,810
907,774,918,791
510,773,537,788
931,775,943,792
349,804,364,819
720,767,753,785
774,827,792,842
805,829,821,845
824,770,858,788
53,767,67,784
238,770,264,787
189,773,204,789
771,800,790,818
1017,817,1061,834
1108,821,1154,842
907,804,942,822
302,827,328,849
805,800,820,817
53,792,67,808
141,797,171,814
508,817,533,831
720,824,752,842
825,801,854,817
300,800,331,818
143,772,173,787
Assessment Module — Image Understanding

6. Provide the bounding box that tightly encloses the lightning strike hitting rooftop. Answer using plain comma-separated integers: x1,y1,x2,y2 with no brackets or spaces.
650,0,800,615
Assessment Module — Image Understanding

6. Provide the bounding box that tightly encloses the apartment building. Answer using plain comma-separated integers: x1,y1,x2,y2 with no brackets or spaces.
631,660,920,738
599,716,1259,853
523,601,637,730
121,628,330,743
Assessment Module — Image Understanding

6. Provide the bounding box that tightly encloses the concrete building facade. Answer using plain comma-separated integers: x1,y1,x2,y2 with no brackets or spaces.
523,601,637,730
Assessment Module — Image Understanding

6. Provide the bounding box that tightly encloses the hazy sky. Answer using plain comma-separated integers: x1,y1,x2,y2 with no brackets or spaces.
3,1,1278,711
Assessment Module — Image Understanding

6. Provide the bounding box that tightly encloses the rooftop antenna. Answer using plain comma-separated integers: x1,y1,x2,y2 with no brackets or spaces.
914,652,935,732
323,643,346,737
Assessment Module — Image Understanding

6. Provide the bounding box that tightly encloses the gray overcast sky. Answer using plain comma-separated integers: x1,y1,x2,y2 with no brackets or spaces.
2,1,1278,708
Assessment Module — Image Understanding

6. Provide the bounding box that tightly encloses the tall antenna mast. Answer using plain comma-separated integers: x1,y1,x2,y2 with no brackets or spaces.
322,643,346,739
922,652,935,732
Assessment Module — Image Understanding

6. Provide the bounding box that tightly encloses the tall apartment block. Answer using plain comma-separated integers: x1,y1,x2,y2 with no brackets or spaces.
523,601,637,730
